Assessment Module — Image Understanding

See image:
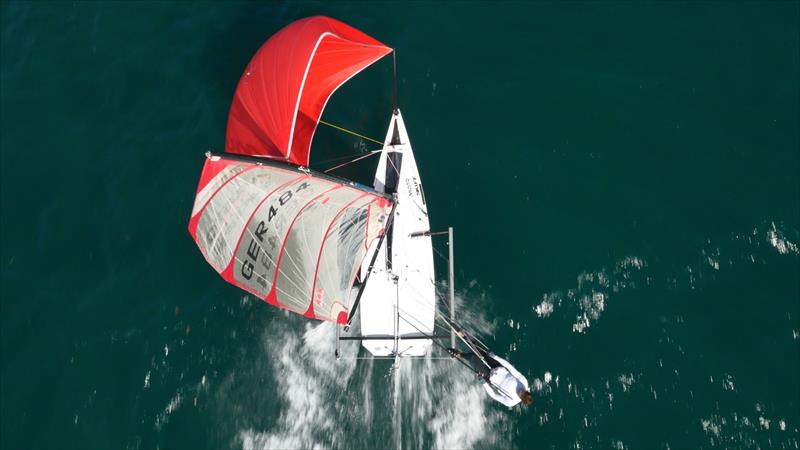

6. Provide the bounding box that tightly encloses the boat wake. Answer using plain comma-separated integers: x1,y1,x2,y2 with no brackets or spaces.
238,320,358,449
238,288,509,450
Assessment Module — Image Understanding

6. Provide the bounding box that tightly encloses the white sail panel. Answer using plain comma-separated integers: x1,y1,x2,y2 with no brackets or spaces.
189,154,393,323
276,188,367,316
314,195,390,322
196,167,301,271
191,163,248,217
232,176,334,298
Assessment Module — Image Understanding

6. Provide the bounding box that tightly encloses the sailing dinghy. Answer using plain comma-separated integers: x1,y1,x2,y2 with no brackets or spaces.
187,17,534,407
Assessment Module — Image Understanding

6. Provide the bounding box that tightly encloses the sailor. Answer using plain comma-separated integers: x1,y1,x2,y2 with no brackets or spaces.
447,331,533,407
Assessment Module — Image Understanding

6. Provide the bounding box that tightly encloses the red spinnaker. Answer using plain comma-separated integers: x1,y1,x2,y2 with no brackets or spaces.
225,16,392,166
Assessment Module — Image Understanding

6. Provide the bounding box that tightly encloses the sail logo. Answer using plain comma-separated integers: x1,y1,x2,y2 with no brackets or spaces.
240,220,269,282
405,176,421,198
241,181,310,282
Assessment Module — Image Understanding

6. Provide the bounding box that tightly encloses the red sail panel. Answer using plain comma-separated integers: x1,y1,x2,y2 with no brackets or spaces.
225,16,392,166
189,154,393,323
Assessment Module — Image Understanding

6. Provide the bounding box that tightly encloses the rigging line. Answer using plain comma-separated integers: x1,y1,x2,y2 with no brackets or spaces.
391,283,455,337
319,119,384,146
393,303,483,364
396,311,515,400
347,199,398,324
436,314,491,353
429,306,491,352
393,273,462,331
395,291,491,358
395,305,433,333
395,311,477,375
452,325,491,369
323,150,382,174
389,279,453,334
383,150,427,215
368,274,496,367
432,245,450,265
311,149,381,168
392,296,485,360
385,148,401,177
426,293,477,342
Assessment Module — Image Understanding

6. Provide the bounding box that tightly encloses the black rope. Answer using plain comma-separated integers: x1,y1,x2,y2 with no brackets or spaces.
438,314,491,354
347,199,398,325
396,312,515,401
397,313,481,376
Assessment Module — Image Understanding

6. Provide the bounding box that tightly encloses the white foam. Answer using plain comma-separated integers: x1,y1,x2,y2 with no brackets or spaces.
701,418,721,437
426,362,495,449
534,256,646,334
534,296,555,317
572,313,590,334
767,222,799,255
617,256,646,270
154,392,182,431
722,374,735,392
618,374,635,392
239,289,505,449
239,322,356,449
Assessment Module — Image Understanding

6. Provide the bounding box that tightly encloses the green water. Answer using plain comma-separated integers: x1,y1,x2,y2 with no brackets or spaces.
2,2,799,449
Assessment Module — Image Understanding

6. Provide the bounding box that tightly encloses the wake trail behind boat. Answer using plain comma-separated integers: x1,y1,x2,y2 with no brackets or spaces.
236,288,509,450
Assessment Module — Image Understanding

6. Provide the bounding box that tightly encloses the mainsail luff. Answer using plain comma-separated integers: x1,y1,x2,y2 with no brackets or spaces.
189,153,393,323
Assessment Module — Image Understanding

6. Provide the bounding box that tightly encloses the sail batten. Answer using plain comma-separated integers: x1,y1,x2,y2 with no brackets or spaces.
189,154,393,323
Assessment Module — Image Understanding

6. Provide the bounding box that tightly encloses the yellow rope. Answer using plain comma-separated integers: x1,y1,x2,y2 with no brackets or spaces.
319,119,384,146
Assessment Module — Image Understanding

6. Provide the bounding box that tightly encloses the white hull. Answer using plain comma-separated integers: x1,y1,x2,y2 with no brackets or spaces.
359,111,436,356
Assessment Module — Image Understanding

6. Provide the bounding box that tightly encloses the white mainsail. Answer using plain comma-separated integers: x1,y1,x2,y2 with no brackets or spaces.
358,111,437,356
